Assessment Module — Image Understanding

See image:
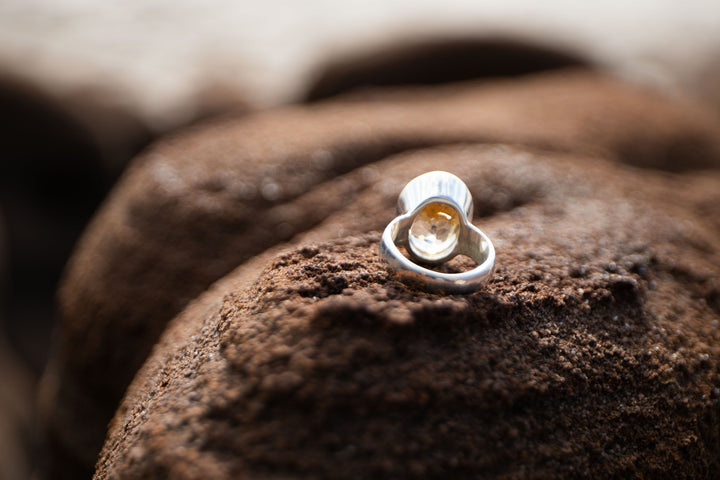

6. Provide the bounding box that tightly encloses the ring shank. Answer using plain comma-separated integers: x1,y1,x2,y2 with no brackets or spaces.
380,214,495,293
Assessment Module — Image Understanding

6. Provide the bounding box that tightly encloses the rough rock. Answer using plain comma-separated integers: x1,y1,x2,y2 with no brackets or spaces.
40,69,720,476
96,145,720,478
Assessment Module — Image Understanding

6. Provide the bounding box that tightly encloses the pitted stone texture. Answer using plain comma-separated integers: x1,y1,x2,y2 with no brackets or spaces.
43,70,720,476
95,146,720,479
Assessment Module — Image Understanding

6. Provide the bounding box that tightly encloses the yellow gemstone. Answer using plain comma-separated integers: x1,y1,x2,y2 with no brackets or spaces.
409,202,460,261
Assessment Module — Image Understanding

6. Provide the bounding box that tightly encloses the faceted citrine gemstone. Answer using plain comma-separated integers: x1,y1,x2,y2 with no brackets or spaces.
409,202,460,261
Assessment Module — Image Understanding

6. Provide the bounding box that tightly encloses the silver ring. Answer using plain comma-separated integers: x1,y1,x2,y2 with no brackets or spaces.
380,171,495,293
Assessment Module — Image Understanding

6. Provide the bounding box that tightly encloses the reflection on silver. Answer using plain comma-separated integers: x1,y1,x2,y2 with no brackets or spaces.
380,171,495,293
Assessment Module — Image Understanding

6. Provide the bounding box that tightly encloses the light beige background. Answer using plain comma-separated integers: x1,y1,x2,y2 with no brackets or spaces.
1,0,718,127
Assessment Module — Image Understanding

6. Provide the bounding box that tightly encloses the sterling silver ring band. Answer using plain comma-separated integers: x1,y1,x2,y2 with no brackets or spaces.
379,171,495,293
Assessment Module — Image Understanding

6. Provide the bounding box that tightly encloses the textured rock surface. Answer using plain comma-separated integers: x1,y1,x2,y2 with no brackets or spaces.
41,69,720,477
96,145,720,478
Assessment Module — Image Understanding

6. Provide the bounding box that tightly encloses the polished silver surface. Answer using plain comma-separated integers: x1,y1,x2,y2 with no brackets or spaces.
396,171,473,219
380,171,495,293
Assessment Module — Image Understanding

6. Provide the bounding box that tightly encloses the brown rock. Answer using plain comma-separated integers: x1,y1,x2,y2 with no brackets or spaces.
304,37,589,101
42,70,720,475
96,145,720,478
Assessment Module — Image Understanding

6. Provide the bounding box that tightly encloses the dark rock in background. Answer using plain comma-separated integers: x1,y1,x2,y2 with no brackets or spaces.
305,37,589,101
0,75,154,373
0,208,33,480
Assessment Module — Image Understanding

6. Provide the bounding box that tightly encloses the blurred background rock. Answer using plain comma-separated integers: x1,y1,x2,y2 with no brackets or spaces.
0,1,719,479
2,1,720,123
